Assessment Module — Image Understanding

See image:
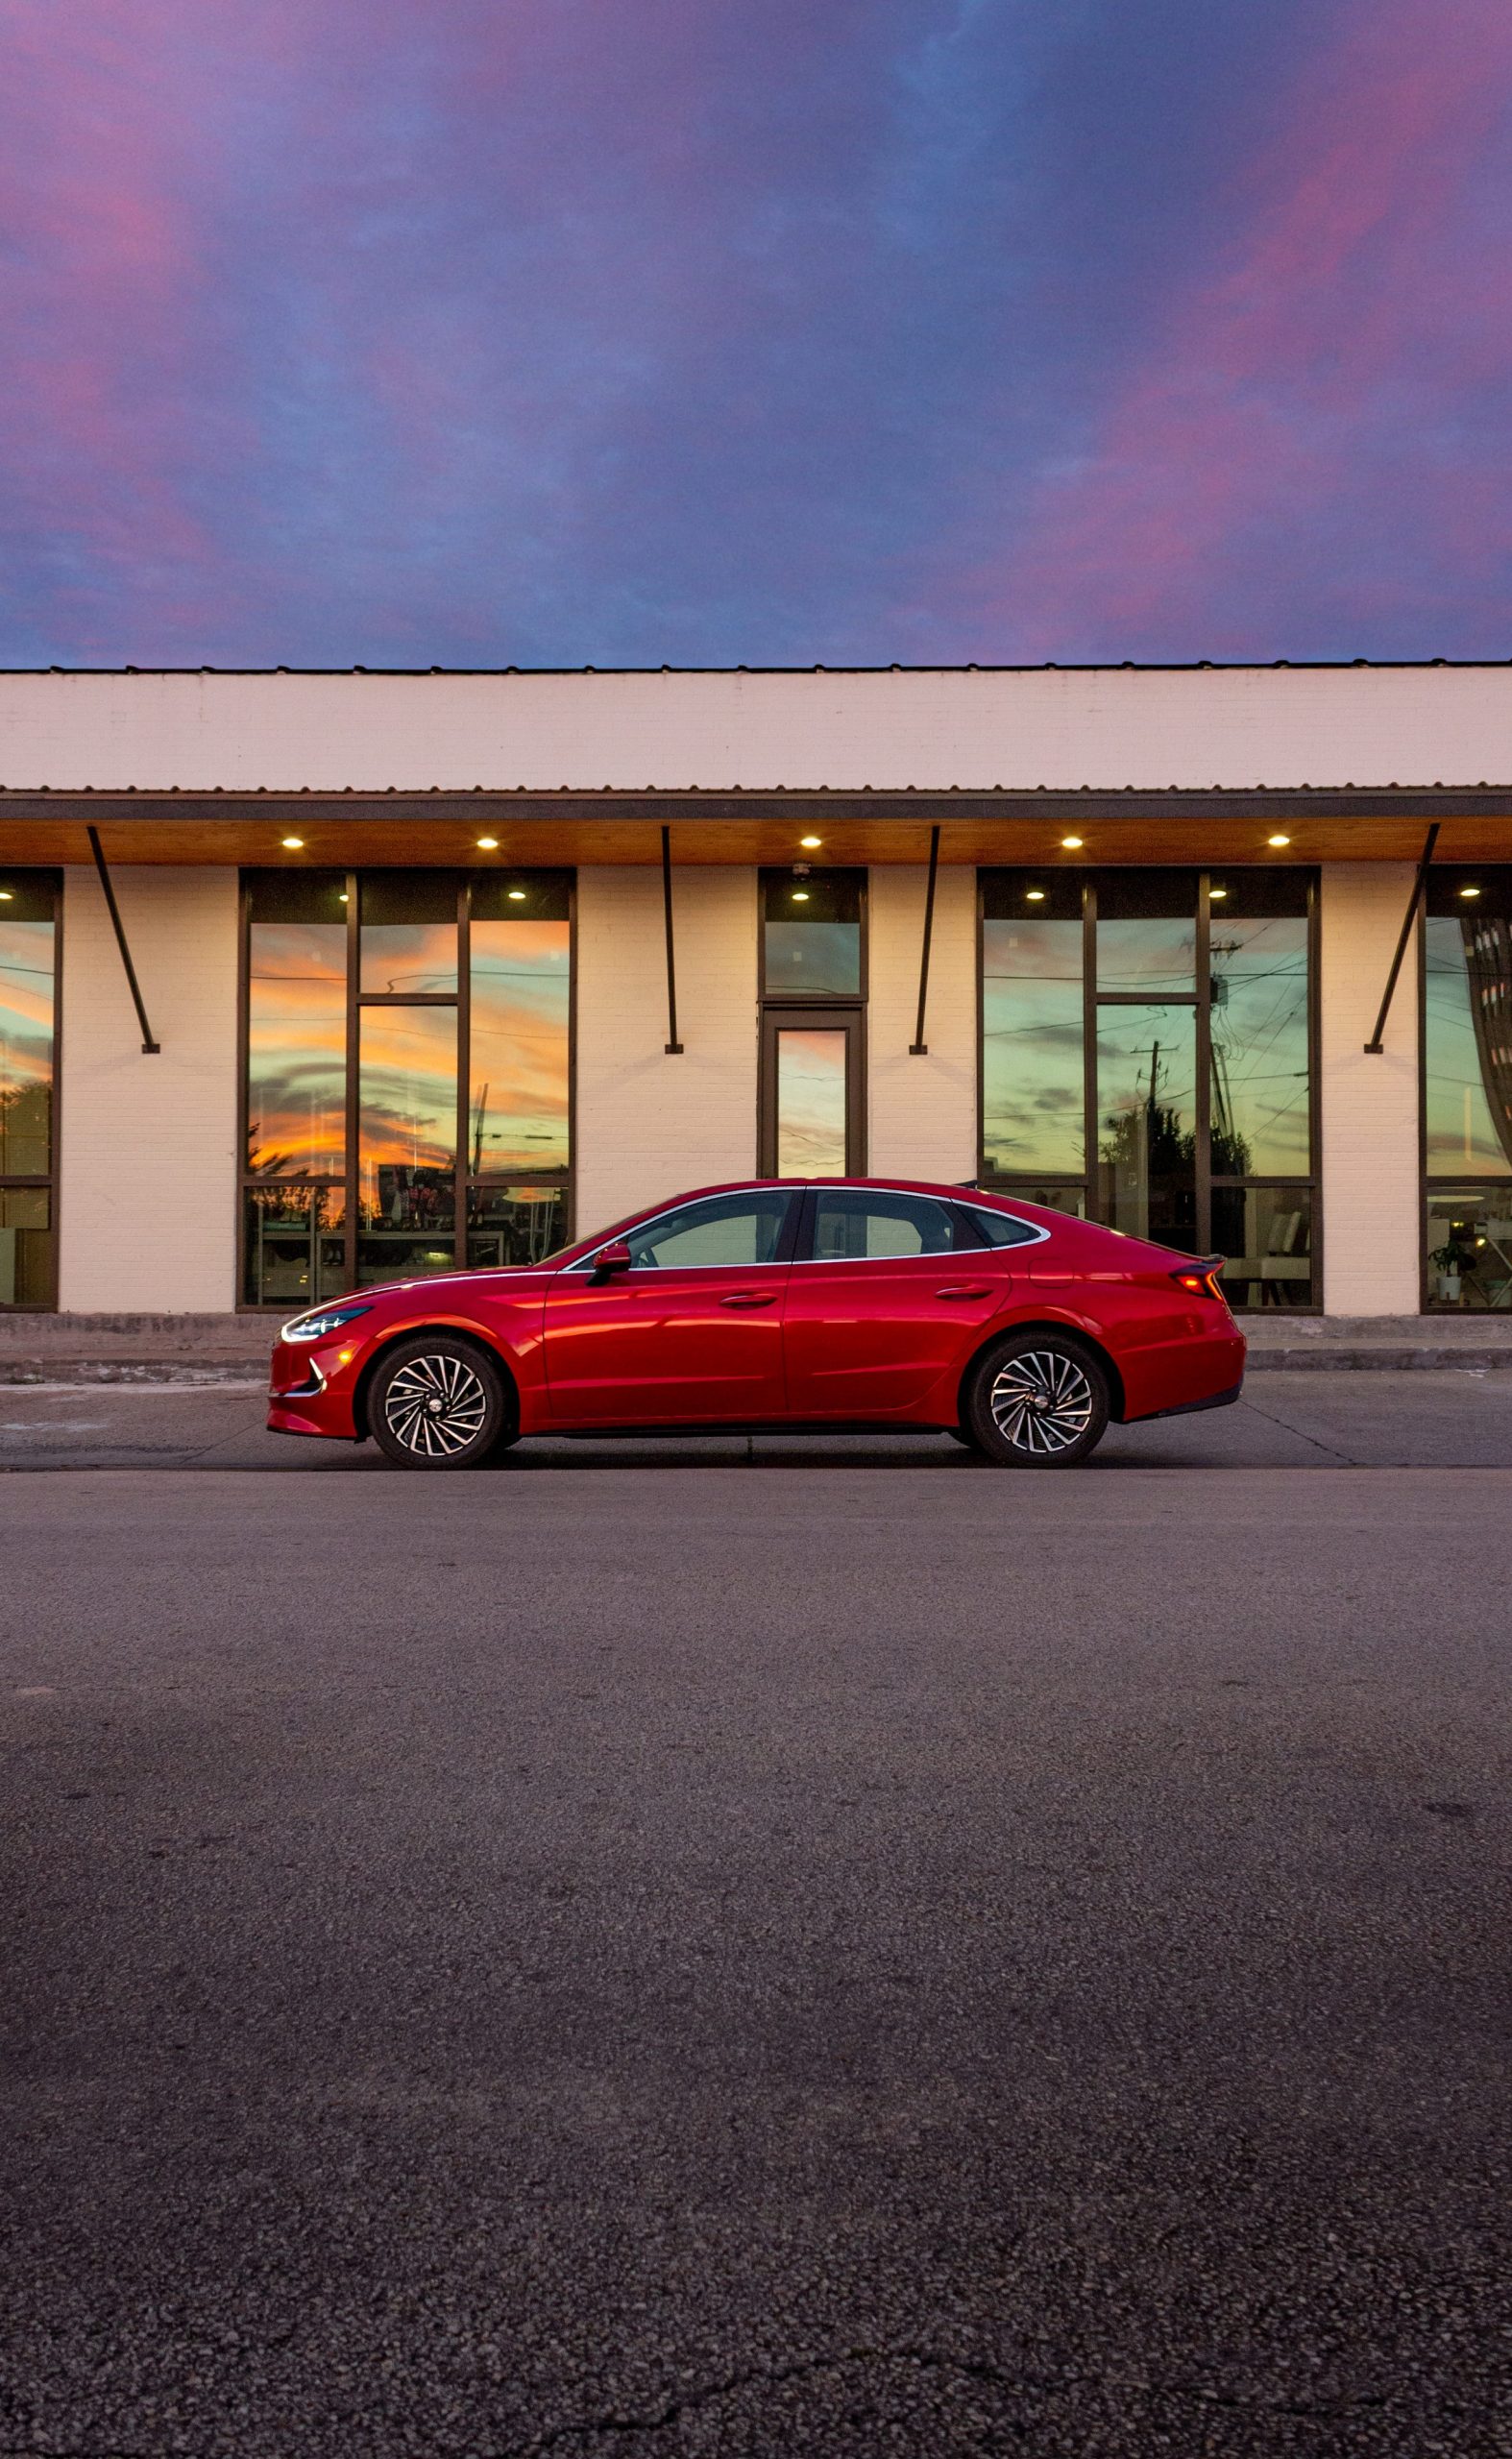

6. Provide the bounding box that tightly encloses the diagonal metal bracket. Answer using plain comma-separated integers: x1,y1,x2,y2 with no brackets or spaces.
909,825,941,1054
1363,822,1438,1054
86,826,159,1053
660,823,683,1054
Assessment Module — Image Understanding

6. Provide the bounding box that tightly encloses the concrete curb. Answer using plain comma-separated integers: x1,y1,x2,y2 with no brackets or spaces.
0,1364,269,1387
1244,1349,1512,1371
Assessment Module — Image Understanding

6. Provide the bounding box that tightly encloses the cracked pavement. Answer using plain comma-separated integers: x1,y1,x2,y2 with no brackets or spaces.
3,1393,1510,2454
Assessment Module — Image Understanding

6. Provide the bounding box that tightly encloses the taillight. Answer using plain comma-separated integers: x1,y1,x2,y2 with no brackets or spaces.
1171,1257,1227,1303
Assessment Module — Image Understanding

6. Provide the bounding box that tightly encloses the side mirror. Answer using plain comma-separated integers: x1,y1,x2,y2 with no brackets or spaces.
593,1241,633,1281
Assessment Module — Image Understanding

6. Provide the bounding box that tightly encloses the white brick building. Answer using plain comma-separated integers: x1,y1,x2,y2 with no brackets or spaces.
1,664,1508,1320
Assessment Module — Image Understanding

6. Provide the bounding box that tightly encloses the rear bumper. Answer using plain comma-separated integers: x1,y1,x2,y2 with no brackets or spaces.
1141,1377,1244,1422
1119,1325,1247,1423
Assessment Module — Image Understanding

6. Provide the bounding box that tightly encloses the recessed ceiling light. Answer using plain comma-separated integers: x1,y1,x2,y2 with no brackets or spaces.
338,892,349,903
1209,886,1229,900
799,834,822,849
1459,885,1482,899
1061,835,1084,849
280,835,305,849
476,835,500,850
1025,889,1046,903
507,888,527,901
0,890,12,902
791,889,810,902
1266,833,1290,848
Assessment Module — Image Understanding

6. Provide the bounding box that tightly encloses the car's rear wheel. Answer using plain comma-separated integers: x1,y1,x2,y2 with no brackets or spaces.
965,1332,1110,1468
369,1335,510,1470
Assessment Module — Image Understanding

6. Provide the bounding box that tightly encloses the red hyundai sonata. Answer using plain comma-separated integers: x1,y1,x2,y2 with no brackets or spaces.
267,1179,1245,1471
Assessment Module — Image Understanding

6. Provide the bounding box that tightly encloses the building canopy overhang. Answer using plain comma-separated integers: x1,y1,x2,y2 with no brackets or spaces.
0,664,1510,864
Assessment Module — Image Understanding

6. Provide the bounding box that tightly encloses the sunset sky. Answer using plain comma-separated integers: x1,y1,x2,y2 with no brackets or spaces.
3,0,1509,670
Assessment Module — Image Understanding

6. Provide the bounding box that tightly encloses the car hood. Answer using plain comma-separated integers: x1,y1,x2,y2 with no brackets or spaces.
285,1264,560,1324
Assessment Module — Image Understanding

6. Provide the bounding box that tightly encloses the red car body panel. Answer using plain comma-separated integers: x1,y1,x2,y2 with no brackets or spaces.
266,1178,1245,1445
539,1259,791,1423
782,1250,1009,1418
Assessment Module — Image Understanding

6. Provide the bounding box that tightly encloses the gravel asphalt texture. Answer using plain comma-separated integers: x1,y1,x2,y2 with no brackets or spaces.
3,1376,1510,2456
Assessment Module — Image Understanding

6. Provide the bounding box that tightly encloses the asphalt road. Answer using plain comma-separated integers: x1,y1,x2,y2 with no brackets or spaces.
5,1364,1512,1468
4,1389,1511,2455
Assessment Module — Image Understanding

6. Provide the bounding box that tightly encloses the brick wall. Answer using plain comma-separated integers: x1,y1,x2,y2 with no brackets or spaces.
1319,863,1421,1314
58,866,240,1311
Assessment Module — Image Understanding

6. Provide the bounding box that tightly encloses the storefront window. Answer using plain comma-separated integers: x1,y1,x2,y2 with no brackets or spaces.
1424,872,1512,1308
246,871,347,1178
242,868,572,1305
762,868,862,997
981,867,1316,1308
469,875,571,1175
981,874,1084,1177
1096,1000,1198,1247
0,872,59,1308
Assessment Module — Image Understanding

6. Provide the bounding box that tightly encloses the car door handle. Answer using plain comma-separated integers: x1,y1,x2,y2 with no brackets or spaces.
719,1291,777,1308
935,1284,993,1300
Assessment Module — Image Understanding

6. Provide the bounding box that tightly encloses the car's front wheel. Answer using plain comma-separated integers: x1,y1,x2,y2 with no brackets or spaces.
368,1335,510,1469
964,1332,1110,1468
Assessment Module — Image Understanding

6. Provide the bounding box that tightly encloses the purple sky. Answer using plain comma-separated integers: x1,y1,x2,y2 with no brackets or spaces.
2,0,1510,669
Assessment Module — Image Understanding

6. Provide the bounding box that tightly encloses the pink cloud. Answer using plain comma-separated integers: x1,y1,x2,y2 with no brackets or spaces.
939,0,1512,657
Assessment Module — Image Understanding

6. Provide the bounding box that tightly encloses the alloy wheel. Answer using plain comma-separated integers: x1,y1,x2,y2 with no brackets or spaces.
988,1348,1095,1458
381,1351,491,1460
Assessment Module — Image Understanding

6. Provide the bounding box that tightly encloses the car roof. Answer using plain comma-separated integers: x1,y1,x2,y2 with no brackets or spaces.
628,1177,1021,1205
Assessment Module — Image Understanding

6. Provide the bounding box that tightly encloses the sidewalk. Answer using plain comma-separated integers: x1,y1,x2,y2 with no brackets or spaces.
0,1315,272,1385
1242,1314,1512,1370
3,1309,1511,1384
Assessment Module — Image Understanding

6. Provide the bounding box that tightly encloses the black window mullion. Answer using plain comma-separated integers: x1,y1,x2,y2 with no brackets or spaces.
456,875,471,1269
1196,873,1212,1254
1094,990,1197,1007
344,870,359,1290
1082,877,1098,1224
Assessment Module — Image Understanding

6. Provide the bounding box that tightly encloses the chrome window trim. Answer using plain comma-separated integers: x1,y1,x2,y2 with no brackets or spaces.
566,1183,1054,1274
793,1185,1054,1262
956,1203,1053,1253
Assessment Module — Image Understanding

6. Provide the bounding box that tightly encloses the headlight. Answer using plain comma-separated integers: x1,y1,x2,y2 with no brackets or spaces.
280,1301,373,1343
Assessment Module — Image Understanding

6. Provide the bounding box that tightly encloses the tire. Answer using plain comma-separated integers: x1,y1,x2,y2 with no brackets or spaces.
368,1334,510,1470
964,1332,1110,1469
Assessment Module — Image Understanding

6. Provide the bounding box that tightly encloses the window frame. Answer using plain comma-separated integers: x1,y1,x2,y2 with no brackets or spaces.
0,867,61,1312
758,1004,867,1178
757,865,868,1005
976,866,1322,1310
1419,869,1512,1313
789,1186,1052,1263
238,867,575,1310
567,1186,803,1274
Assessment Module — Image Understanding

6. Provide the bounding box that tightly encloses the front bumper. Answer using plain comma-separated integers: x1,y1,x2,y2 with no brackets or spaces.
267,1336,363,1439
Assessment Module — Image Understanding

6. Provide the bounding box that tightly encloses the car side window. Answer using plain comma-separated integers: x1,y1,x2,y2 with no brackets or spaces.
621,1190,795,1270
953,1205,1041,1251
810,1190,958,1259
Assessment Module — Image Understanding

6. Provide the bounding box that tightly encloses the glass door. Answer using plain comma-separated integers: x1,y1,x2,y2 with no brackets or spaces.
760,1008,865,1177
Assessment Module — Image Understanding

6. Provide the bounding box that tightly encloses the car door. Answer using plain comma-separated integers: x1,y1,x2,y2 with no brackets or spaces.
541,1186,798,1426
780,1187,1015,1420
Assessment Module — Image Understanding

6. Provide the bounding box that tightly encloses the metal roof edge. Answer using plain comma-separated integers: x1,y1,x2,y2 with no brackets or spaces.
1,659,1511,680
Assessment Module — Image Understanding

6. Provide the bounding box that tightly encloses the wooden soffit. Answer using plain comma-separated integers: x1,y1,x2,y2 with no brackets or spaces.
1,790,1510,867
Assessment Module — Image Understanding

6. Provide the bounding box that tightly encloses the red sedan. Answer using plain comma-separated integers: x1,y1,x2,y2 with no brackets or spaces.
267,1179,1245,1471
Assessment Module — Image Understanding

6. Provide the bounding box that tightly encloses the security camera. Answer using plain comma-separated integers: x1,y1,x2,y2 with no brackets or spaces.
792,861,812,880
